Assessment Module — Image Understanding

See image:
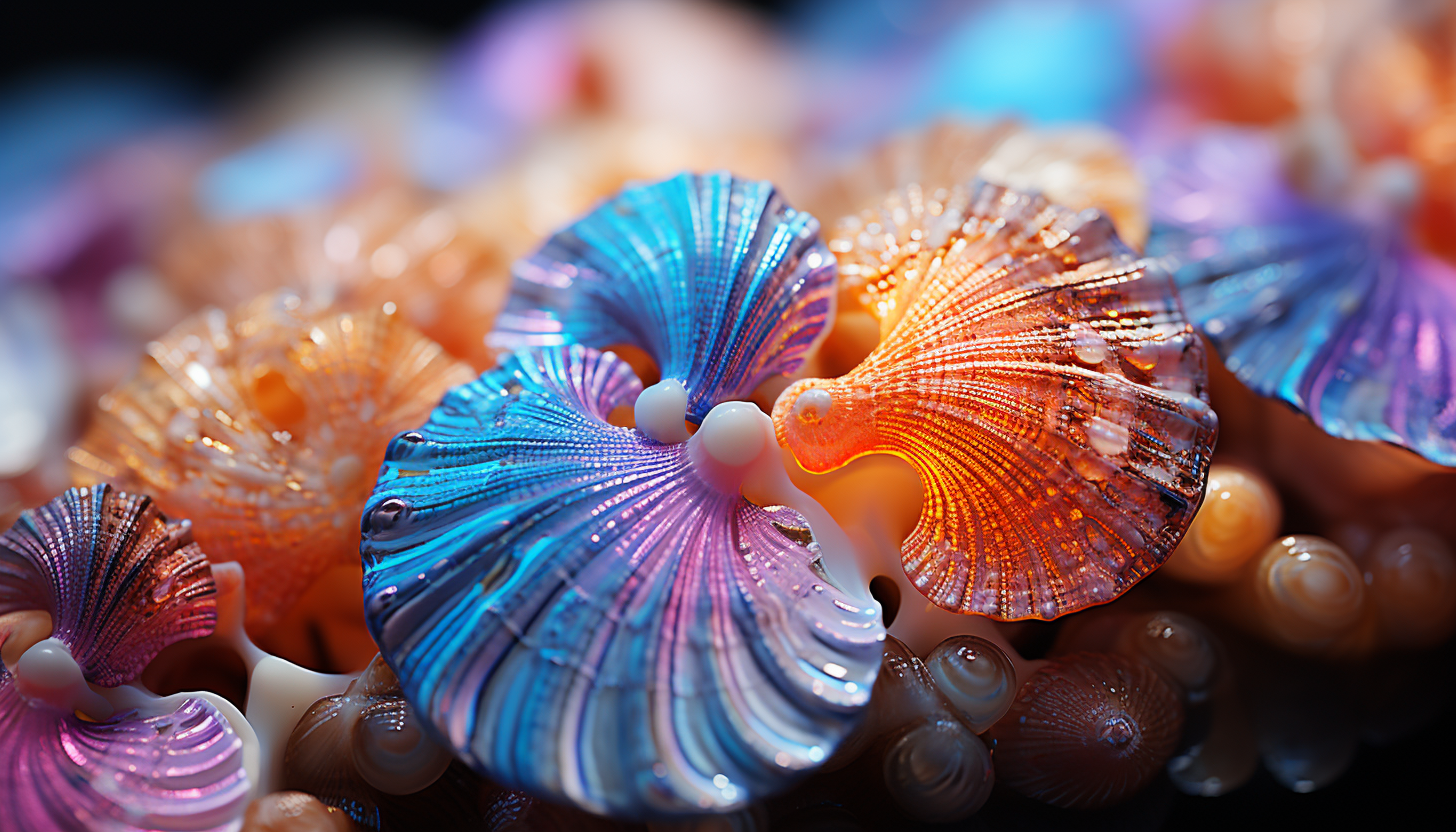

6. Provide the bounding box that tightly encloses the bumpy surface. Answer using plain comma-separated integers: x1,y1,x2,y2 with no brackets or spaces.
0,485,250,831
68,294,475,630
488,171,837,421
988,652,1183,809
361,345,883,817
775,182,1217,620
1146,127,1456,467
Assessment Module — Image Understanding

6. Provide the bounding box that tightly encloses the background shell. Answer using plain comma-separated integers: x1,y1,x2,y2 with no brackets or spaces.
68,294,475,630
361,344,884,818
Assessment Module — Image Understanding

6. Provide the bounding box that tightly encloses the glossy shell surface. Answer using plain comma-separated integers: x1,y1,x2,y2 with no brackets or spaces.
489,171,837,421
361,345,883,817
775,182,1217,620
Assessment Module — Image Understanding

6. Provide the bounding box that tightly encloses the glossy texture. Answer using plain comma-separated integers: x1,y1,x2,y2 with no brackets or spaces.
882,719,993,823
988,652,1184,809
489,172,837,422
923,635,1016,732
1364,527,1456,650
284,655,479,831
1162,463,1282,585
69,293,474,630
1146,126,1456,466
775,182,1217,620
0,485,250,831
1250,535,1367,652
361,345,883,817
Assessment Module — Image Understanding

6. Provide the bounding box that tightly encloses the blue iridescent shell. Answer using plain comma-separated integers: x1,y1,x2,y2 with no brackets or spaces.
1145,127,1456,466
488,171,837,422
360,345,883,818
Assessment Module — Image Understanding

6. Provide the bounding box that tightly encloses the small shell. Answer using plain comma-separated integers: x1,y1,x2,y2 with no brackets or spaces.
361,345,883,817
882,719,994,823
1249,535,1367,652
488,171,837,423
1113,611,1220,701
1363,527,1456,650
988,652,1184,809
1161,463,1281,585
775,182,1217,620
924,635,1017,732
283,656,472,831
68,293,475,630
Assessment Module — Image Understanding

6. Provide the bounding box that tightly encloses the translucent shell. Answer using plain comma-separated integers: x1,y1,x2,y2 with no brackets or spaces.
68,294,475,630
774,182,1217,620
1250,535,1367,652
1161,463,1282,585
1146,126,1456,466
988,652,1184,810
488,171,837,422
157,188,513,370
283,655,473,830
923,635,1017,732
360,345,883,817
0,485,250,831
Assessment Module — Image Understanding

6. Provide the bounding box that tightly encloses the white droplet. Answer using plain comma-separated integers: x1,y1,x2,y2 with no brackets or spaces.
1086,416,1130,456
698,402,768,468
634,379,690,444
791,387,833,424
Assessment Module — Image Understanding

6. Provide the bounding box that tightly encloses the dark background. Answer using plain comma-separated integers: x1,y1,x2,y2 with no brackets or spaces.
2,1,1451,829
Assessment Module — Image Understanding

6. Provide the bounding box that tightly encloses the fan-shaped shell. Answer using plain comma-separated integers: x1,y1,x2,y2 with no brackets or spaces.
0,484,215,685
774,182,1217,620
158,187,512,370
361,344,883,818
0,485,249,831
488,171,837,422
988,651,1184,809
68,293,475,629
1145,126,1456,467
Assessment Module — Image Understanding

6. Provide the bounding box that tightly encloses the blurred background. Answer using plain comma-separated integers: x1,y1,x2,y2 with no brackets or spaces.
3,1,1455,828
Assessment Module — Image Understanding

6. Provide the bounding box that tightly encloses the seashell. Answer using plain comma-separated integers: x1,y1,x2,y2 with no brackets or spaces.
488,171,837,423
988,652,1184,810
1250,657,1358,794
68,293,475,630
158,185,513,370
283,655,480,831
1161,463,1281,585
1112,612,1220,702
882,718,993,823
1248,535,1367,652
774,181,1218,620
923,635,1017,732
1146,125,1456,467
0,484,251,831
360,345,883,818
1363,527,1456,650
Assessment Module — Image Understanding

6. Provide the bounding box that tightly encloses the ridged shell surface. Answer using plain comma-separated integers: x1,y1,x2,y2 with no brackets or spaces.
488,171,837,422
0,485,249,831
1145,126,1456,466
775,182,1217,620
988,652,1183,809
68,293,475,629
0,484,215,685
360,345,883,818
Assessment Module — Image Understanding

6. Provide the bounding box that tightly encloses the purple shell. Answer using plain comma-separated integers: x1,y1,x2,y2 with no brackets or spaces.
0,484,216,686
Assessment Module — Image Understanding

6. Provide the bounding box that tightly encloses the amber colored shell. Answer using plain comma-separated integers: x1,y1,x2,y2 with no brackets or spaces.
156,188,511,369
775,182,1217,620
68,293,475,630
988,652,1184,809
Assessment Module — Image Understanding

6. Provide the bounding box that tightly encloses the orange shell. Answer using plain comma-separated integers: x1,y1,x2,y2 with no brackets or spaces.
774,183,1217,620
156,188,512,370
68,293,475,630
